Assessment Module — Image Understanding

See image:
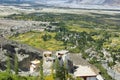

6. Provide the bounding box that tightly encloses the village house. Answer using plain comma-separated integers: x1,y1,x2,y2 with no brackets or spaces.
29,50,103,80
43,51,55,74
30,59,40,74
69,54,104,80
56,50,74,73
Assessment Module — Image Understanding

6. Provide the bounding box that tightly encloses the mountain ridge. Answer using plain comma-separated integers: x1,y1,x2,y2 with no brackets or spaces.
1,0,120,5
0,0,120,9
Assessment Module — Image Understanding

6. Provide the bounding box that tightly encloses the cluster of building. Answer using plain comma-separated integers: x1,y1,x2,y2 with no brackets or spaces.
0,19,51,37
29,50,104,80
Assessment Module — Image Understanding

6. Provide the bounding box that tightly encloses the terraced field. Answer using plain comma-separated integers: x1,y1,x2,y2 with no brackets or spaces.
10,31,65,51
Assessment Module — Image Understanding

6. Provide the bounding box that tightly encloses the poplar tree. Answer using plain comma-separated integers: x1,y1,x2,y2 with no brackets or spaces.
40,59,44,80
14,48,19,75
55,58,66,80
6,55,11,73
14,54,18,75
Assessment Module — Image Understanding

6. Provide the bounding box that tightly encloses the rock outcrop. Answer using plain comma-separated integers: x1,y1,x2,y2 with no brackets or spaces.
0,36,43,72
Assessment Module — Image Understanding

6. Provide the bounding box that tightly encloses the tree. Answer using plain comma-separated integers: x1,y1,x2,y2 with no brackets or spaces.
6,55,11,74
54,58,67,80
40,60,44,80
42,34,52,41
54,32,62,41
14,48,19,75
14,54,18,75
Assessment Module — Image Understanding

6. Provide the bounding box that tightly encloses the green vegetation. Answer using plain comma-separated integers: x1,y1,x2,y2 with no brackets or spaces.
0,72,36,80
54,58,67,80
6,55,11,74
7,12,120,53
39,60,44,80
14,54,18,75
5,11,120,80
10,31,65,51
5,12,120,30
89,60,114,80
0,54,82,80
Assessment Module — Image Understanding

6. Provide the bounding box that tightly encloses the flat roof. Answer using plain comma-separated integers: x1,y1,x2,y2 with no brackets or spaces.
56,50,69,55
31,59,40,64
69,54,99,75
43,51,52,54
74,65,97,77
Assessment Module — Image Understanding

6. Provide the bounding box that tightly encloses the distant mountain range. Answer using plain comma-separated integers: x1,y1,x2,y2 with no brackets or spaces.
42,0,120,6
70,0,120,5
0,0,120,9
1,0,120,5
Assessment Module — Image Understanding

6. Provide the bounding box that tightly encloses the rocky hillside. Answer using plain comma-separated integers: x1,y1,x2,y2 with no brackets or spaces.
0,36,42,72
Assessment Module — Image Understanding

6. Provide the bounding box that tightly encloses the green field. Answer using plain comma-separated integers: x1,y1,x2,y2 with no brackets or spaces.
10,31,66,51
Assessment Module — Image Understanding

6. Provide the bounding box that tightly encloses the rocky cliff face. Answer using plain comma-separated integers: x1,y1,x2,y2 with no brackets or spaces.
0,37,42,72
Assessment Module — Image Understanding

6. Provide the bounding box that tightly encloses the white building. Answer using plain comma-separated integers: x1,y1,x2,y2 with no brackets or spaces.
69,54,103,80
30,59,40,74
56,50,74,73
43,51,55,74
